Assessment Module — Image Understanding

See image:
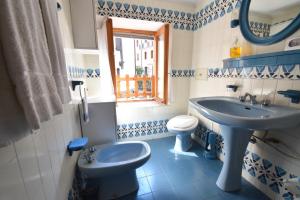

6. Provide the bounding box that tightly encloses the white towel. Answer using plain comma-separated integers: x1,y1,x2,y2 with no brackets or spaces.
81,87,89,123
0,0,71,133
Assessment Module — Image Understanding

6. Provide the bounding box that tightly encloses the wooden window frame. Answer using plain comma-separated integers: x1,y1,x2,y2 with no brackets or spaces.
111,26,169,104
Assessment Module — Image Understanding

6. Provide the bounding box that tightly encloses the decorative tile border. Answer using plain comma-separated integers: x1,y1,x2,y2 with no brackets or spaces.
67,66,101,79
250,22,271,37
194,124,224,155
97,0,273,35
86,68,101,78
97,0,195,31
68,66,86,79
170,68,195,77
194,0,240,30
193,124,298,199
243,150,298,200
208,64,300,80
117,119,169,140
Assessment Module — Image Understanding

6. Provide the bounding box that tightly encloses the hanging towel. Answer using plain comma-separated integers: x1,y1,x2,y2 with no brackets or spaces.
0,0,71,131
0,46,31,147
39,0,71,103
81,86,89,123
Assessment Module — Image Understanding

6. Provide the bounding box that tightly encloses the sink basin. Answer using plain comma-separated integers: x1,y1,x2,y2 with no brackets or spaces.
189,97,300,192
190,97,300,130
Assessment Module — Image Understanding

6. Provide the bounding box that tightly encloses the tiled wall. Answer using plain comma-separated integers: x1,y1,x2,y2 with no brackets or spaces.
117,119,170,140
189,0,300,199
0,104,81,200
67,66,100,79
0,0,84,200
97,0,194,141
208,65,300,80
97,0,195,31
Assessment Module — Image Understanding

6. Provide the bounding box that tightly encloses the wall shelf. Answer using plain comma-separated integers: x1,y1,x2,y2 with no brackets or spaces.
223,49,300,68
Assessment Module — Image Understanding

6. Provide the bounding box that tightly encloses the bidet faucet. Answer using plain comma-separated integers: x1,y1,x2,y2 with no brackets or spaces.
239,93,257,104
84,154,93,163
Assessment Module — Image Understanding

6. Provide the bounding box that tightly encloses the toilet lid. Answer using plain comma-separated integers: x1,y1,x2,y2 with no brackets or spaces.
167,115,198,130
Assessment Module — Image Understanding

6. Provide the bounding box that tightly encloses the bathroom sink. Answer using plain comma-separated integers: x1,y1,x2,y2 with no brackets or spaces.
189,97,300,192
190,97,300,130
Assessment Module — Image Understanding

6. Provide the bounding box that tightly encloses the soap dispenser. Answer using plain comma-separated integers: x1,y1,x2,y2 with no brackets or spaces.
230,37,241,58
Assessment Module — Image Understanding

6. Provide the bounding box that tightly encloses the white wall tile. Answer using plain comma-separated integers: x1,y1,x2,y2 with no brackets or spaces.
274,80,293,106
189,2,300,199
0,104,81,200
0,145,28,200
14,135,46,200
250,79,264,101
32,129,56,200
240,79,252,96
262,79,278,104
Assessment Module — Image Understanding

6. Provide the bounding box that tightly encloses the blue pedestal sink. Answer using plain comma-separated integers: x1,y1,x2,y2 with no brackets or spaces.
189,97,300,192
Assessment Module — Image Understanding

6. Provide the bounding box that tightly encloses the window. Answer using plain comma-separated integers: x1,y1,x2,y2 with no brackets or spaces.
109,24,170,103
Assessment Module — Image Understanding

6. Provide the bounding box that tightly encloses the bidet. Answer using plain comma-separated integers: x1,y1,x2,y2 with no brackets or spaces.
78,141,151,199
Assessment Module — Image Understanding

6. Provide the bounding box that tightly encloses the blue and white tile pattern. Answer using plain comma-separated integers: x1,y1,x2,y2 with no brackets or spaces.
170,68,195,77
117,119,169,140
194,123,298,199
67,66,101,79
208,65,300,80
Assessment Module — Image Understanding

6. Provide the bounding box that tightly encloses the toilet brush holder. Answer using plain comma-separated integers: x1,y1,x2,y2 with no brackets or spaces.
204,132,217,160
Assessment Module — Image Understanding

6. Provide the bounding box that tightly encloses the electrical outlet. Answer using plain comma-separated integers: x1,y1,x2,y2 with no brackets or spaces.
195,68,208,80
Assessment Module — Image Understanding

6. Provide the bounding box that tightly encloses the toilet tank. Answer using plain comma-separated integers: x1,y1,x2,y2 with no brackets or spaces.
80,100,117,146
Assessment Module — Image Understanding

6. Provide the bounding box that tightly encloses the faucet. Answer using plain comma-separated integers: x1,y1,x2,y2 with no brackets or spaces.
239,93,257,104
83,147,96,163
84,154,93,163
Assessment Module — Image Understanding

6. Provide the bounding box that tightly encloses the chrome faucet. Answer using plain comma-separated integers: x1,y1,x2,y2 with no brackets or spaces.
82,147,96,164
84,154,93,163
239,93,257,104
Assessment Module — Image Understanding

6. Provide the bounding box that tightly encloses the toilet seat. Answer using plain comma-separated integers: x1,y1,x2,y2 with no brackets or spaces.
167,115,198,132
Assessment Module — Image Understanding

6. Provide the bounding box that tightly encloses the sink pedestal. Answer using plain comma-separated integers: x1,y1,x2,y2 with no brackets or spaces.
216,125,253,191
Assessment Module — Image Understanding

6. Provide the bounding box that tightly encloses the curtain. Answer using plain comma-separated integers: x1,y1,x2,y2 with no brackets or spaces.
97,17,116,100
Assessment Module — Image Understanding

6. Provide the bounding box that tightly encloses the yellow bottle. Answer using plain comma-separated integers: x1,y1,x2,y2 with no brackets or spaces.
230,38,241,58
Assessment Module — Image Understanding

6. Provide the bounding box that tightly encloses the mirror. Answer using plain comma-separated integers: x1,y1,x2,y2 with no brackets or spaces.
239,0,300,45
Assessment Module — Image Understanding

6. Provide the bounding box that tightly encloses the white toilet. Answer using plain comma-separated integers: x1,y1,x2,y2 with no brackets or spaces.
167,115,198,152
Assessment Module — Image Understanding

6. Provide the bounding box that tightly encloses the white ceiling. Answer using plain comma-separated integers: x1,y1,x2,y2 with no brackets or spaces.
250,0,300,14
112,17,164,31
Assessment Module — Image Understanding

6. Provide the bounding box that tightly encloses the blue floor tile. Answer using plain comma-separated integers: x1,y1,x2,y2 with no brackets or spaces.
147,173,172,192
143,162,164,176
136,167,147,178
137,177,151,196
136,193,154,200
134,137,270,200
117,192,154,200
173,182,204,200
152,187,178,200
84,137,270,200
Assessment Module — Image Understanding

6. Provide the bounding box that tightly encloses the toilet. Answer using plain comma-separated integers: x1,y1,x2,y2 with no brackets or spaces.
167,115,198,152
78,141,151,200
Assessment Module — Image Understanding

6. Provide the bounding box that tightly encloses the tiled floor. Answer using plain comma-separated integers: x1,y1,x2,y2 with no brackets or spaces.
119,136,270,200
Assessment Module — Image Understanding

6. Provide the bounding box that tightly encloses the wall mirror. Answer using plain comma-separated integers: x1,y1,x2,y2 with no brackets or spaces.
240,0,300,45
